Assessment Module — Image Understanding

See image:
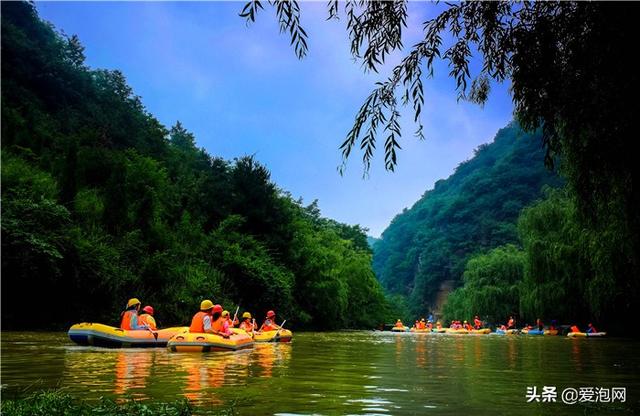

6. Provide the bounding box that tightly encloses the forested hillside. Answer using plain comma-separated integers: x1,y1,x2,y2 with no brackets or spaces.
1,2,389,330
373,125,563,315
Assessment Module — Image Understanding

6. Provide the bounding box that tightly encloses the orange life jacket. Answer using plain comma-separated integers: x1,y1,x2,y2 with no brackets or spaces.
571,325,580,333
474,318,481,328
263,319,277,331
120,310,136,330
394,322,404,328
212,317,225,332
190,311,209,333
507,319,514,328
138,314,156,330
240,321,254,332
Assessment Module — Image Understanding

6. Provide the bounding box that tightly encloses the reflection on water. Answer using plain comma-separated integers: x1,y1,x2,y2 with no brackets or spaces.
2,331,639,415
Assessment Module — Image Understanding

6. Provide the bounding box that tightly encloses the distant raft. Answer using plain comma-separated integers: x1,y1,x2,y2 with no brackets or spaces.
445,328,469,334
253,329,293,343
522,329,544,335
469,328,491,335
391,326,409,332
167,330,254,352
495,329,518,335
567,332,606,338
68,323,188,348
431,328,447,333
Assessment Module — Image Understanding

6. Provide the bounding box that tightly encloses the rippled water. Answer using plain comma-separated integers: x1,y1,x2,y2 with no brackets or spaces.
1,331,639,415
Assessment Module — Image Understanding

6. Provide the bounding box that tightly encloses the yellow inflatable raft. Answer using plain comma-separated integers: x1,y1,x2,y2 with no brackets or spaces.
391,326,408,332
252,329,293,343
567,331,606,337
409,328,431,333
544,329,558,336
445,328,469,334
470,328,491,334
431,328,447,333
68,323,188,348
167,330,254,352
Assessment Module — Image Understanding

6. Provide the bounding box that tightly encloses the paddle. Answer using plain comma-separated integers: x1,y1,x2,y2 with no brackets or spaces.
232,305,240,327
146,326,158,340
274,319,287,340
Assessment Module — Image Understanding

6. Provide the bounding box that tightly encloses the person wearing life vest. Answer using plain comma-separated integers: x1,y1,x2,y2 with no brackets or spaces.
189,300,216,334
507,316,515,329
426,320,433,330
120,298,149,330
463,320,473,331
138,306,157,330
221,310,238,333
394,319,404,328
239,312,257,333
211,305,232,337
587,323,597,333
419,319,426,330
261,310,281,331
570,325,580,333
473,316,482,329
536,318,544,331
435,321,442,330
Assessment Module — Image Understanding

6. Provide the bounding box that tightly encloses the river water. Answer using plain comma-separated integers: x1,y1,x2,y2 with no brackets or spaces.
1,331,638,415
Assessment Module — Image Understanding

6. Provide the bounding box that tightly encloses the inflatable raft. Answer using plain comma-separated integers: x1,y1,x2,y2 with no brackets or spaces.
167,331,254,352
495,329,518,335
470,328,491,335
68,323,188,348
431,328,447,333
567,332,606,337
391,326,408,332
253,329,293,343
544,329,558,336
522,329,544,335
410,328,431,333
445,328,469,334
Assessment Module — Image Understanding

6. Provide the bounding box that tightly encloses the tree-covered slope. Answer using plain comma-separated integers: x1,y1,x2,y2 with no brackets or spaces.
1,2,389,330
373,124,563,314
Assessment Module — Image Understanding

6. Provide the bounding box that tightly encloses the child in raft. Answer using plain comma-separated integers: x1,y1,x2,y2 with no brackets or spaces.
120,298,150,330
239,312,257,333
138,306,157,330
210,305,232,338
261,310,281,331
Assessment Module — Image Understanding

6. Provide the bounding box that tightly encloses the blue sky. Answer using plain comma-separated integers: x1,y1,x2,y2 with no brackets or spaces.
36,2,513,237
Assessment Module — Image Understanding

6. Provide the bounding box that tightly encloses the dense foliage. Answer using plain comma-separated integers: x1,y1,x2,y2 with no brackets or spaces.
443,189,631,330
0,2,389,330
442,245,524,324
373,124,562,316
247,1,640,331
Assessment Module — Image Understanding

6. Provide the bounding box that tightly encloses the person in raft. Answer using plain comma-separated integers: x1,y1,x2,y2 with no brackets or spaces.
261,310,281,331
463,320,473,331
138,306,157,330
419,319,426,329
120,298,150,330
536,318,544,331
211,305,233,337
394,319,405,328
190,300,215,334
473,316,482,329
435,321,442,330
221,310,238,333
239,312,257,333
587,323,598,333
507,316,516,329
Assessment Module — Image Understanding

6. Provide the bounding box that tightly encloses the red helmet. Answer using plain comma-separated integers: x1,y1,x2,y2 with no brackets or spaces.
267,310,275,318
213,304,223,313
142,306,154,315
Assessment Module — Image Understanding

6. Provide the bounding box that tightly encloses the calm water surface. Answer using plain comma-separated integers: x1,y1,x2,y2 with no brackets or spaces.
2,331,639,415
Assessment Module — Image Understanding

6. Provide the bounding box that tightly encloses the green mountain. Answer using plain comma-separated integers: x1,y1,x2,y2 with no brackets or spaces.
372,124,563,315
1,2,388,330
